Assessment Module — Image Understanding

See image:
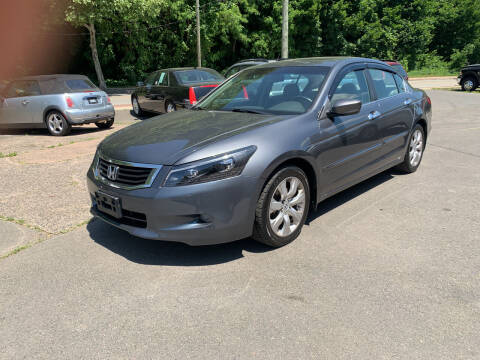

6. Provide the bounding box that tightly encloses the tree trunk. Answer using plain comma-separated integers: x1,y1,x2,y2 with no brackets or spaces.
85,23,106,90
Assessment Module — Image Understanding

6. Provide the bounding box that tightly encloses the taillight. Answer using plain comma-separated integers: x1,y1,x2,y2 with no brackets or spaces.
65,96,74,108
189,87,197,105
426,96,431,105
242,85,249,99
189,84,219,105
107,96,111,104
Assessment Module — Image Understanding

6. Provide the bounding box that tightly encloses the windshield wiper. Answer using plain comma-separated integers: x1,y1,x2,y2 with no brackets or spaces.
192,106,207,111
230,108,268,114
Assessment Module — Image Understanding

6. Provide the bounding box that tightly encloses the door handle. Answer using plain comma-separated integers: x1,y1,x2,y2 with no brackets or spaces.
368,110,381,120
404,98,413,105
21,100,30,105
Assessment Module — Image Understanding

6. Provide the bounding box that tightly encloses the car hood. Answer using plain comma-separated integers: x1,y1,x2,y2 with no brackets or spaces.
99,110,287,165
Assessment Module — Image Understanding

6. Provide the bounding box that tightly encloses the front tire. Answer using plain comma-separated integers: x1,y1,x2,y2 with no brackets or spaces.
395,124,425,173
95,118,114,129
461,76,477,92
252,166,310,247
46,111,71,136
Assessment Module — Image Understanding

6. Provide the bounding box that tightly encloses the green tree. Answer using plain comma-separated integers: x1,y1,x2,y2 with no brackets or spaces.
65,0,165,89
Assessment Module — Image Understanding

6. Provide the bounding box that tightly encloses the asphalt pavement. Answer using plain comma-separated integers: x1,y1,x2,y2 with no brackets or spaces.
0,90,479,359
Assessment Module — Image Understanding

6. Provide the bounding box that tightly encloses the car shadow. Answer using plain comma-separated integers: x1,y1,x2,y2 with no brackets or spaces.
306,169,399,224
87,219,272,266
88,168,402,266
0,127,107,137
129,110,152,120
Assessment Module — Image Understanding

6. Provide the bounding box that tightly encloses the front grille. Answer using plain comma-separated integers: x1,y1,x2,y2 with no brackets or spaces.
98,157,153,186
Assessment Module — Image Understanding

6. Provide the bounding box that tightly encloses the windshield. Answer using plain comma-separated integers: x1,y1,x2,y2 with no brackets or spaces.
175,69,224,84
197,66,329,115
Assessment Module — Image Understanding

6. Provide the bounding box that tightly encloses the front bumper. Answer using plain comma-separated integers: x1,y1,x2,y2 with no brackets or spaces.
457,76,462,85
65,105,115,124
87,168,257,246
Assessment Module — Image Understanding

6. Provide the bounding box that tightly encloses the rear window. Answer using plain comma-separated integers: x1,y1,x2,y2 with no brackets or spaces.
65,79,96,90
194,85,218,99
175,70,223,85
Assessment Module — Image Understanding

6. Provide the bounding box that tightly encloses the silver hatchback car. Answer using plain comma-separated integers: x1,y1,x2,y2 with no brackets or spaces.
0,75,115,136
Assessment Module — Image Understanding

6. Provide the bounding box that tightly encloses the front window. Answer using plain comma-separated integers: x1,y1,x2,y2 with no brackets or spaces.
6,80,41,98
197,66,329,115
331,70,371,104
175,69,223,84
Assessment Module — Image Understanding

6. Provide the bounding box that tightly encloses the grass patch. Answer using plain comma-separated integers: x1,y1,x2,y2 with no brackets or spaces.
46,143,67,149
0,152,17,158
409,68,457,78
0,215,47,233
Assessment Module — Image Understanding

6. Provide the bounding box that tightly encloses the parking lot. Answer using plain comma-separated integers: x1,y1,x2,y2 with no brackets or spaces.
1,89,479,358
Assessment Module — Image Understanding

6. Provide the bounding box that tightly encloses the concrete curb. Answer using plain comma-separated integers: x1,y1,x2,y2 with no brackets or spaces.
409,76,457,81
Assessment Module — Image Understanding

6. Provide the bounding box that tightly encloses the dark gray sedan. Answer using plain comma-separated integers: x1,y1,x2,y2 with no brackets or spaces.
88,57,432,247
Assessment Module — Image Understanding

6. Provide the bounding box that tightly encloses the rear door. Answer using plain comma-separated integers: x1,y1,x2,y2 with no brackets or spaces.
366,67,413,164
0,80,42,125
316,65,383,195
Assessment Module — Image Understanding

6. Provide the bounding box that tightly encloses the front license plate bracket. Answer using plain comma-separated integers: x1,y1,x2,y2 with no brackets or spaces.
95,191,122,219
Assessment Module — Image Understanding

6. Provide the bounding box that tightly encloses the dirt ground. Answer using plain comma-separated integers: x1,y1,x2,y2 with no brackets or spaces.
0,110,140,234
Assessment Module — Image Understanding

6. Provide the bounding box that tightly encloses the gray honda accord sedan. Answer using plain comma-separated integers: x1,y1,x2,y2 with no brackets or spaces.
87,57,432,247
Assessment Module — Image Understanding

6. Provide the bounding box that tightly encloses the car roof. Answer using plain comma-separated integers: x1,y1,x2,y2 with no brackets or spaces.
14,74,90,82
251,56,387,69
156,67,218,72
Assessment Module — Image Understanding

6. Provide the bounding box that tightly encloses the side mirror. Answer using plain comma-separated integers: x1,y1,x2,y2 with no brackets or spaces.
136,81,144,87
328,99,362,117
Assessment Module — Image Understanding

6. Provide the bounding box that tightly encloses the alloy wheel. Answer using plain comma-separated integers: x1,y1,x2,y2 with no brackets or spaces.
48,113,64,134
166,102,175,113
268,177,306,237
463,79,474,91
409,129,423,167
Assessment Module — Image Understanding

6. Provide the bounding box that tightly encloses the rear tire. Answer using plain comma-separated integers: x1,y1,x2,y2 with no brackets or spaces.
165,100,176,113
132,96,144,116
95,118,114,129
46,111,71,136
395,124,425,173
252,166,310,247
461,76,477,92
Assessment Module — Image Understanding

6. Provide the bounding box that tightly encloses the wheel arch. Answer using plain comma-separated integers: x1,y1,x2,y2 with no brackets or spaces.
462,71,480,82
416,118,428,141
257,153,318,211
43,106,70,126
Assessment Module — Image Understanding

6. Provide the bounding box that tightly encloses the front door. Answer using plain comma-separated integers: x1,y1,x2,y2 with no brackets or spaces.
138,72,160,111
315,67,383,196
0,80,42,126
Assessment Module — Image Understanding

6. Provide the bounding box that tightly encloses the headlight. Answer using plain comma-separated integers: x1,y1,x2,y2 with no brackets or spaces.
164,146,256,186
91,149,100,174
